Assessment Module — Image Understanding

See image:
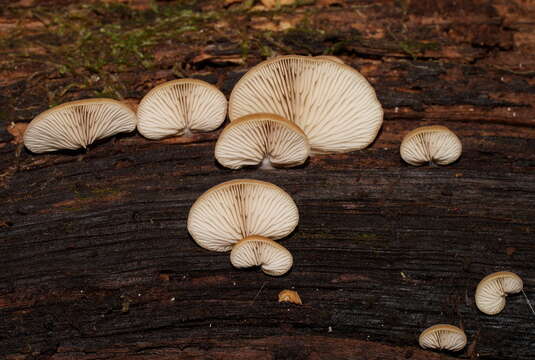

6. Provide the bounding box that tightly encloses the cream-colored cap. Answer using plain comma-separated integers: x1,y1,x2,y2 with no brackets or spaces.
475,271,523,315
400,125,462,166
418,324,467,352
230,235,293,276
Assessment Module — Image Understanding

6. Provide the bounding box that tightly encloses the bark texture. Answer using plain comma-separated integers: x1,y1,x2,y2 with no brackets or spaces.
1,0,534,359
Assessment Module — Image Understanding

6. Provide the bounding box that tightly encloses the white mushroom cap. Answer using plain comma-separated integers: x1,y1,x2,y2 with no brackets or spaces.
23,98,137,153
418,324,467,352
229,55,383,154
475,271,523,315
137,78,227,140
187,179,299,252
215,113,310,169
315,55,344,64
230,235,293,276
400,125,462,166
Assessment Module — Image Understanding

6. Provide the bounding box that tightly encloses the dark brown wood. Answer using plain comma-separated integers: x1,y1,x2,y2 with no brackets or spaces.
1,0,534,359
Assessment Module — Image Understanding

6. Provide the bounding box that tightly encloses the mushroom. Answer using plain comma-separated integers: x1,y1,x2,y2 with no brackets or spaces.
475,271,523,315
23,98,137,153
315,55,344,64
137,78,227,139
214,113,310,169
400,125,462,166
418,324,467,352
278,289,302,304
228,55,383,154
187,179,298,252
230,235,293,276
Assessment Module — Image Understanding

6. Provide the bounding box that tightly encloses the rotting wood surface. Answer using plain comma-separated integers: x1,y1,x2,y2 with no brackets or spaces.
1,0,534,359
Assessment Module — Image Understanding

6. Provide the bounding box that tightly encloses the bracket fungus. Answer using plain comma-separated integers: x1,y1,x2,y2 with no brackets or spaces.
228,55,383,154
418,324,467,352
230,235,293,276
215,113,310,169
187,179,298,252
23,98,137,153
475,271,523,315
137,78,227,139
400,125,462,166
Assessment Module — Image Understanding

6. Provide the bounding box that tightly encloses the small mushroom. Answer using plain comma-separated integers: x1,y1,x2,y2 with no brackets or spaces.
23,98,137,153
187,179,298,252
137,78,227,139
229,55,383,154
278,289,302,304
230,235,293,276
315,55,344,64
418,324,467,352
400,125,462,166
215,113,310,169
475,271,523,315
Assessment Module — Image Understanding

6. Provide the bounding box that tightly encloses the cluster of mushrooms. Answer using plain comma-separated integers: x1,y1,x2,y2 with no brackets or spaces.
20,54,529,354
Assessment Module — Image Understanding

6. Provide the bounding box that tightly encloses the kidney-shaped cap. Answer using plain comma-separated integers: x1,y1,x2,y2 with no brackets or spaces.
215,113,310,169
418,324,467,352
23,98,137,153
230,235,293,276
400,125,462,166
187,179,298,252
137,78,227,140
229,55,383,154
475,271,523,315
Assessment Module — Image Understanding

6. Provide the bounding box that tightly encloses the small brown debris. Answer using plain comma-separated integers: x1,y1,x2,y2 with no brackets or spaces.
278,289,302,304
7,122,28,144
260,0,296,9
505,247,516,256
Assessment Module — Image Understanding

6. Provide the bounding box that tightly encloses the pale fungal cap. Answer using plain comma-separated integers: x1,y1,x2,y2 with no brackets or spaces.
137,78,227,140
215,113,310,170
23,98,137,153
418,324,467,352
278,289,302,304
400,125,462,166
475,271,523,315
315,55,344,64
187,179,299,252
230,235,293,276
229,55,383,154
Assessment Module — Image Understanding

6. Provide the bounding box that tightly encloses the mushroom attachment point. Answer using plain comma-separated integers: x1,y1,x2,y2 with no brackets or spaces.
400,125,462,166
475,271,523,315
215,113,310,169
187,179,298,252
278,289,302,304
230,235,293,276
23,98,137,153
137,79,227,140
229,55,383,154
418,324,467,352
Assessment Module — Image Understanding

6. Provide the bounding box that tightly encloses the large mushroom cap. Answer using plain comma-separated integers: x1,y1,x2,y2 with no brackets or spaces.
400,125,462,166
187,179,299,252
23,98,137,153
229,55,383,154
475,271,523,315
230,235,293,276
215,113,310,169
137,78,227,140
418,324,467,352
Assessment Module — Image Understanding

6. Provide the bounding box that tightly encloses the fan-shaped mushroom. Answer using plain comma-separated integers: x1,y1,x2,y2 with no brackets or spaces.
400,125,462,166
418,324,467,352
137,78,227,139
187,179,298,252
23,98,137,153
475,271,523,315
230,235,293,276
215,113,310,169
315,55,344,64
229,55,383,154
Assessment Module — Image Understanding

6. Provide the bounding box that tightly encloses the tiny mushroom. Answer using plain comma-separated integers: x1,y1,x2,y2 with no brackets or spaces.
418,324,467,352
230,235,293,276
187,179,298,252
475,271,523,315
278,289,302,304
229,55,383,154
215,113,310,169
137,78,227,139
23,98,137,153
400,125,462,166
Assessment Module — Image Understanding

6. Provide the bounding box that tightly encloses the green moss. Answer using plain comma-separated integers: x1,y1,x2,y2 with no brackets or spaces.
355,233,379,241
